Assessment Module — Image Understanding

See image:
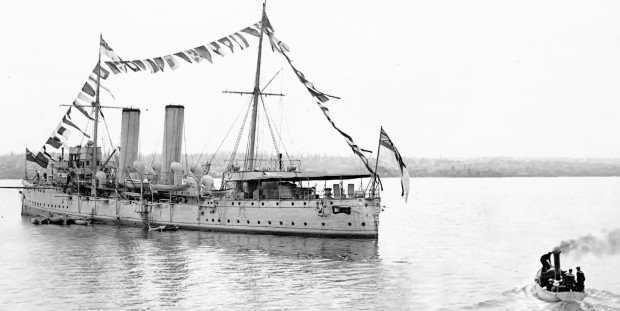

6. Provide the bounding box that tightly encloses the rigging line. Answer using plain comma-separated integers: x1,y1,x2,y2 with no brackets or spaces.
193,125,216,171
210,96,254,167
260,68,283,94
260,95,291,163
278,76,284,153
147,123,164,171
242,94,258,169
203,95,251,167
80,116,92,147
101,114,115,150
259,95,281,156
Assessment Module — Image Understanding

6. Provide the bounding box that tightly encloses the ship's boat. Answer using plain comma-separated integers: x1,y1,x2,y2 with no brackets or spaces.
208,188,233,197
149,184,190,192
148,225,166,232
48,215,64,225
534,251,587,302
124,179,149,191
30,215,48,225
73,218,91,225
18,3,410,238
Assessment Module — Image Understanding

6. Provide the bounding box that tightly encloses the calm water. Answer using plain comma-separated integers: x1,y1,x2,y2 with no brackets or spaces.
0,177,619,310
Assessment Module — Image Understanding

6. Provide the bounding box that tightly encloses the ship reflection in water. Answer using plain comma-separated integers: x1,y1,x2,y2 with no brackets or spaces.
11,217,384,310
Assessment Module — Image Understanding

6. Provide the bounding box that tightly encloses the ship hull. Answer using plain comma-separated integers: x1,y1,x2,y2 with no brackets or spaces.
20,183,380,239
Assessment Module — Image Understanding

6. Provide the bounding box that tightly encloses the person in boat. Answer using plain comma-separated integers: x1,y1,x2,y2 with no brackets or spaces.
34,170,40,183
564,268,575,291
42,171,47,183
576,266,586,292
546,279,554,291
539,269,554,287
540,252,552,272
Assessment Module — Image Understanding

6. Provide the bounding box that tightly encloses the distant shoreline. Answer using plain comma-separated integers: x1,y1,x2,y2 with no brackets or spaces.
3,152,620,179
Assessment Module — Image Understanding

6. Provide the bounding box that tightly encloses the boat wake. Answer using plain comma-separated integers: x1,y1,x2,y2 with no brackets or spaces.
463,285,620,311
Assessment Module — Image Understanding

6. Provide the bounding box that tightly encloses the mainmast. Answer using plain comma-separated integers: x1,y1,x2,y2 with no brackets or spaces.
247,2,267,171
91,33,103,196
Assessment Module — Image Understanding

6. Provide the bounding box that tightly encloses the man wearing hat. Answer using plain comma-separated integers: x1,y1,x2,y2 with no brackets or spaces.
564,268,575,291
540,252,552,272
576,267,586,292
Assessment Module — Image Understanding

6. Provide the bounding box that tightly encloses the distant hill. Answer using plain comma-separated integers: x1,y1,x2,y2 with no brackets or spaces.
3,152,620,179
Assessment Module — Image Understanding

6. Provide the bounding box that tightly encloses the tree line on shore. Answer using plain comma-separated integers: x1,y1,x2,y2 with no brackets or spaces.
3,151,620,179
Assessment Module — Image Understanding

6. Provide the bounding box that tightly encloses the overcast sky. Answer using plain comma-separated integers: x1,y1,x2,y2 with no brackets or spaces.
1,0,620,160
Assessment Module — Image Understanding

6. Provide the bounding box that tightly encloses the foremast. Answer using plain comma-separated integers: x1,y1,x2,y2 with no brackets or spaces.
91,33,103,196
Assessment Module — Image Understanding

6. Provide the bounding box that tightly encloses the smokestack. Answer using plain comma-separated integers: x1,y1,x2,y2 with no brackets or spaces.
553,251,561,280
118,108,140,183
161,105,184,183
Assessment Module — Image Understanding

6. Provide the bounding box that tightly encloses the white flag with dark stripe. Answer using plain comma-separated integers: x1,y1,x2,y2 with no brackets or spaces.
380,127,410,202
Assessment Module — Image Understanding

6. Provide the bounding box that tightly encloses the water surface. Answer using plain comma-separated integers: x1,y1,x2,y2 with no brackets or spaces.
1,177,619,310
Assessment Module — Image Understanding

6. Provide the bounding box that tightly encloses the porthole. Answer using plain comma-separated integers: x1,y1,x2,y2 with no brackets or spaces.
261,202,264,206
218,219,221,222
303,202,307,206
251,202,254,206
276,202,279,206
330,201,333,205
348,222,352,226
268,221,271,225
279,221,283,225
237,220,240,223
247,220,250,224
291,222,295,226
231,201,234,205
211,218,214,222
291,202,294,206
321,222,325,226
362,222,366,227
238,202,241,205
303,222,307,226
257,221,261,224
227,219,230,223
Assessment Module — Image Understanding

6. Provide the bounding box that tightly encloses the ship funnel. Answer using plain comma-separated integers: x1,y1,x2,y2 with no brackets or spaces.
553,251,561,280
118,108,140,183
161,105,184,183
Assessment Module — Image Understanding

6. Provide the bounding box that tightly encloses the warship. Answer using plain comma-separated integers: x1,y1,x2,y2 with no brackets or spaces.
19,4,409,238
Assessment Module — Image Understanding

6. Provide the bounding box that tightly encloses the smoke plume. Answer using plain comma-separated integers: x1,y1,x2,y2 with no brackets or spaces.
553,228,620,256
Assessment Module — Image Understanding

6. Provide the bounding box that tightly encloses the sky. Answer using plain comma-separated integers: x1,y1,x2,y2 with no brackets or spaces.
1,0,620,160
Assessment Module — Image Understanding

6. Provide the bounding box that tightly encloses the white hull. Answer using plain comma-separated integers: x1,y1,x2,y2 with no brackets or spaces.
534,269,587,302
534,282,562,302
20,182,380,238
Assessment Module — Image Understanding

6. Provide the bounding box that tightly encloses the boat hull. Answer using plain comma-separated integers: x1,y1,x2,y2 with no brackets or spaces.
534,283,562,302
534,269,587,302
20,183,380,238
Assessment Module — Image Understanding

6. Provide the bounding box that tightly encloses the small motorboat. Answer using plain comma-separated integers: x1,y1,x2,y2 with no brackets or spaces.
73,218,91,225
534,251,587,302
